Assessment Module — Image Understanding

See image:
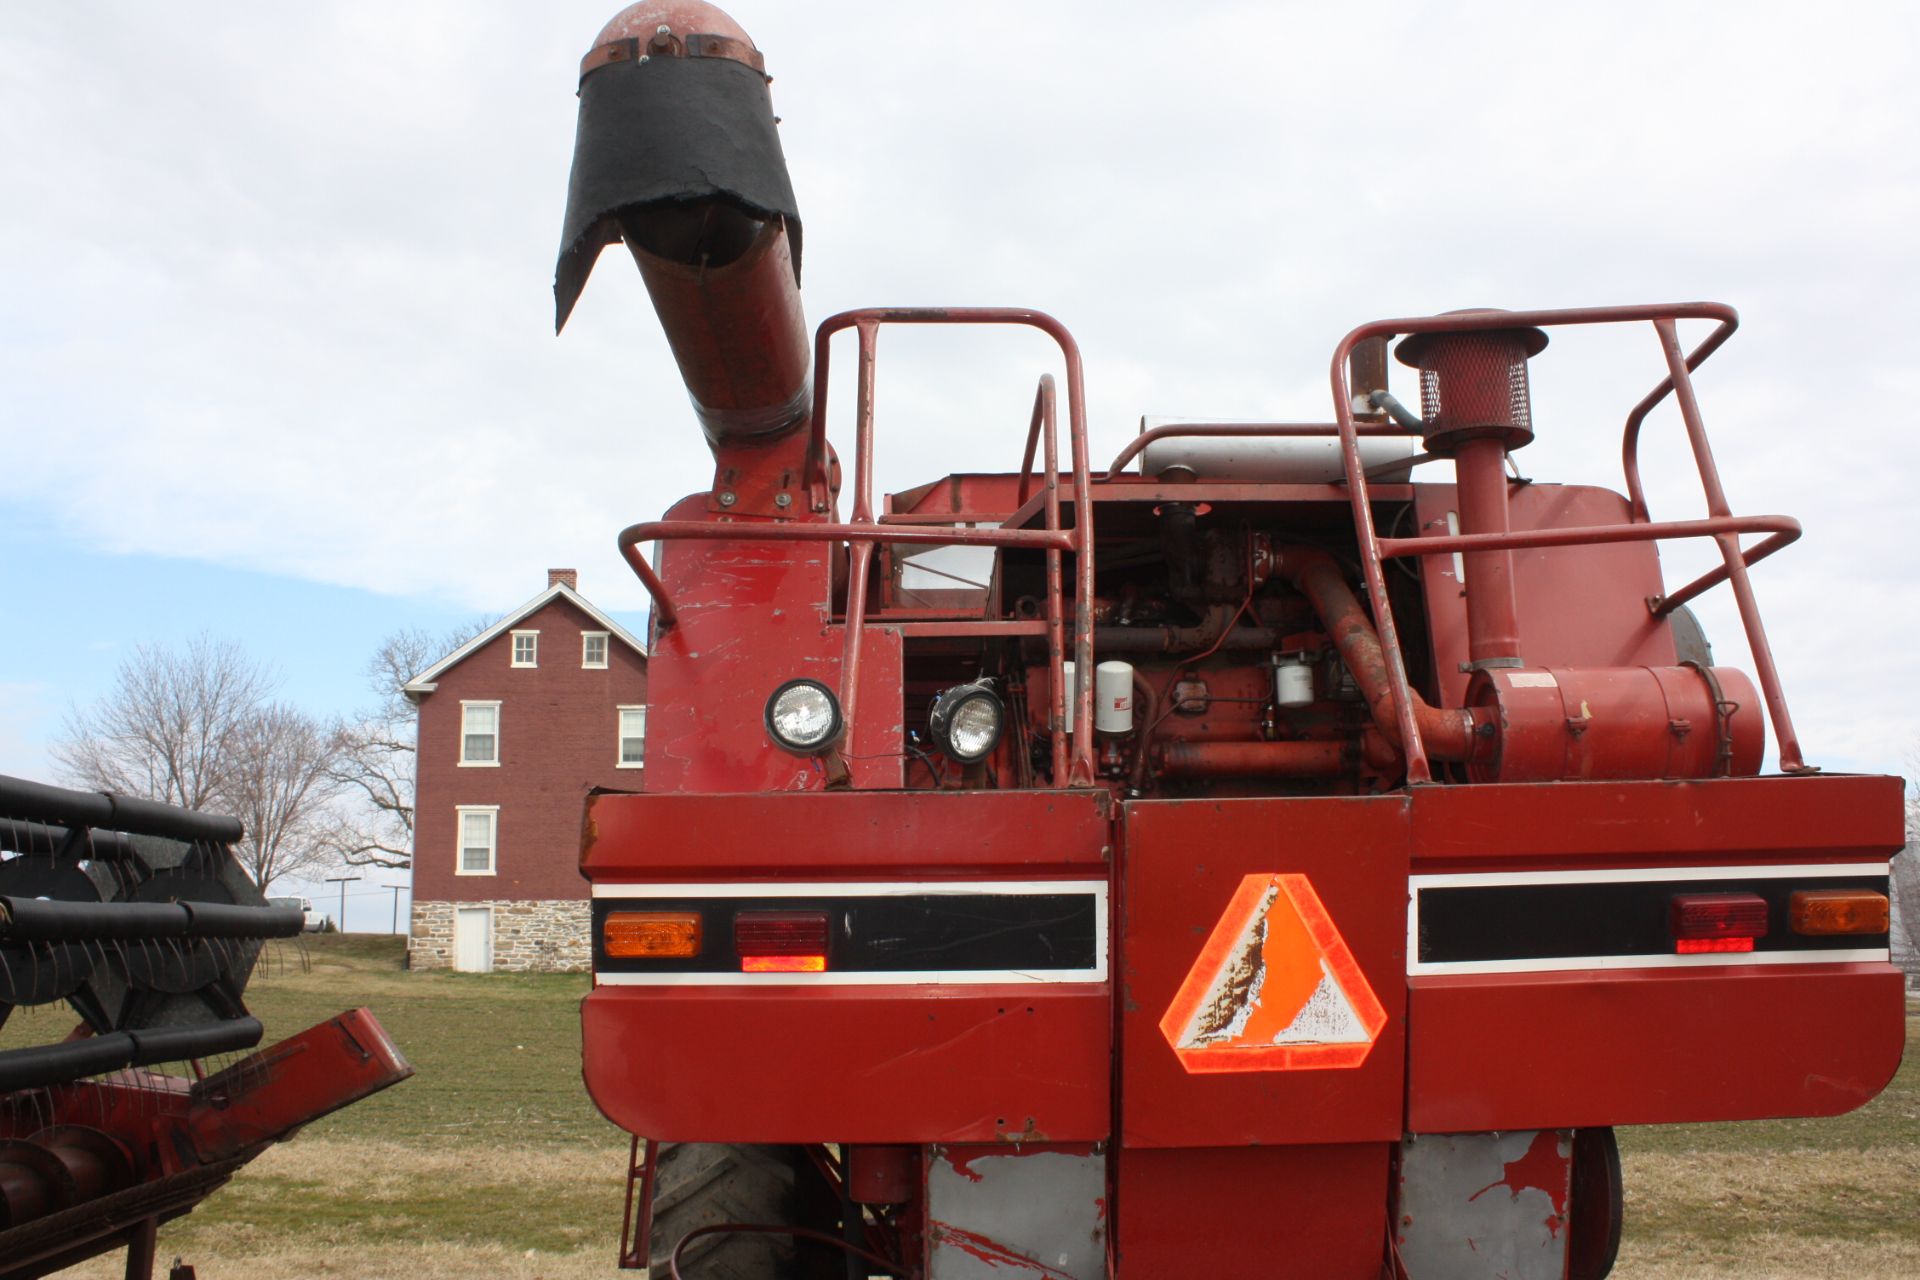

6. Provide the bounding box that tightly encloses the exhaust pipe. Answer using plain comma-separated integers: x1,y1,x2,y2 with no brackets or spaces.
556,2,811,456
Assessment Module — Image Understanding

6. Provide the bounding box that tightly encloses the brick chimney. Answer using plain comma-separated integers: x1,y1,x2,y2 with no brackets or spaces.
548,568,578,591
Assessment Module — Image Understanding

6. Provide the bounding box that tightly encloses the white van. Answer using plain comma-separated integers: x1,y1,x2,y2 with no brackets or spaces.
267,895,324,932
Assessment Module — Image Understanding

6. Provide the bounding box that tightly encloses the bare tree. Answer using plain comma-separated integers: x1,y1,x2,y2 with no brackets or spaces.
53,635,274,811
52,635,341,893
223,703,341,890
323,622,490,870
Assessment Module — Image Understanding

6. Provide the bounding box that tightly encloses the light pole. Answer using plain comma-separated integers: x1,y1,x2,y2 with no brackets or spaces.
324,874,360,933
384,881,409,935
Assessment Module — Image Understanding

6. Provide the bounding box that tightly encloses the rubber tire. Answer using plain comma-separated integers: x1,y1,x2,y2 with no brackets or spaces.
1567,1126,1624,1280
648,1143,803,1278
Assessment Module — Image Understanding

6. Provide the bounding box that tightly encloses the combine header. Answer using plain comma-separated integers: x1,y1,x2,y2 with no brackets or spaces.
0,776,411,1279
556,5,1905,1277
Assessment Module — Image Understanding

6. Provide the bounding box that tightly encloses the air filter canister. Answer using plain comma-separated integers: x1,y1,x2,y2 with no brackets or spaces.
1394,316,1548,454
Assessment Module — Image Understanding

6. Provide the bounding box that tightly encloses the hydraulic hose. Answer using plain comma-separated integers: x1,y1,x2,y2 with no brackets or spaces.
1278,549,1484,762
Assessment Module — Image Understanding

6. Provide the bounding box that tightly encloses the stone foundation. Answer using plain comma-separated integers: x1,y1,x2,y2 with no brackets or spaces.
410,898,590,972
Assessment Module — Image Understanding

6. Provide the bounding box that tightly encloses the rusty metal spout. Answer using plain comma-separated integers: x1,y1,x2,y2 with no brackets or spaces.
556,2,811,452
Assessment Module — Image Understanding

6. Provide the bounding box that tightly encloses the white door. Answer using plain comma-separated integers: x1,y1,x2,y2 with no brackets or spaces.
455,908,493,973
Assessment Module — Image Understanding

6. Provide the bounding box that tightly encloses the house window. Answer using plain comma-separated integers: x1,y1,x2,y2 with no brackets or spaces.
511,631,539,668
460,701,500,766
455,806,498,875
582,632,609,669
618,705,647,768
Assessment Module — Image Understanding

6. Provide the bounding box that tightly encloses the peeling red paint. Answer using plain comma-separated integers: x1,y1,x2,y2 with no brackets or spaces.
944,1150,987,1183
1467,1130,1571,1230
931,1221,1081,1277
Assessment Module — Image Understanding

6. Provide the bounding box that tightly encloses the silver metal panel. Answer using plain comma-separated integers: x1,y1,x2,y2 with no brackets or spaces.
927,1147,1106,1279
1395,1130,1572,1280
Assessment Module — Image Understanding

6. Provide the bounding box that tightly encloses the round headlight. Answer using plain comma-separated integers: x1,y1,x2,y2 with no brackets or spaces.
765,679,844,754
929,683,1005,764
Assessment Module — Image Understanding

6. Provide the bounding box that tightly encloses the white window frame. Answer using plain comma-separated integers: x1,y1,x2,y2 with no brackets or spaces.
454,805,499,876
582,631,610,669
459,700,501,767
617,704,647,769
510,630,539,668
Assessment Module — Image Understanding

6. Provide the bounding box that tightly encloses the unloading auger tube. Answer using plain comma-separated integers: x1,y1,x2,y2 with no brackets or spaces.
0,775,412,1279
556,0,813,520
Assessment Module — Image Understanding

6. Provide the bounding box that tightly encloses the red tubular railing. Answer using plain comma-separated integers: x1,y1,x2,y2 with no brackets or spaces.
618,306,1097,788
1326,302,1810,783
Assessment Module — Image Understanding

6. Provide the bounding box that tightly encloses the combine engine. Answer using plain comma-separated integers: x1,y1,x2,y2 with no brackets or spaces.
558,6,1905,1277
0,777,412,1280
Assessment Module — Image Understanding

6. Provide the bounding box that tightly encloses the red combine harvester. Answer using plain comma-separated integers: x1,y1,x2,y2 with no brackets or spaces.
0,777,412,1280
556,5,1906,1277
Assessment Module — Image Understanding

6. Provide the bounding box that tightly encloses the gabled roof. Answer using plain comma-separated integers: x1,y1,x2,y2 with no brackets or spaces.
402,583,646,699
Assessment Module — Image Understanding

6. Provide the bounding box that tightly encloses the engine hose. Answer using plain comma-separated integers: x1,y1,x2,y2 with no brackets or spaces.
1368,388,1426,433
1128,672,1160,794
1279,549,1484,762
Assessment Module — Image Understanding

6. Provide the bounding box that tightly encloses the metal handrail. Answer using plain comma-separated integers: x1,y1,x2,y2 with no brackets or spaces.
617,306,1097,787
1326,301,1810,783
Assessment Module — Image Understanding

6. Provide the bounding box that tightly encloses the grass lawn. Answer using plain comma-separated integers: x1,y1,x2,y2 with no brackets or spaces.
9,936,1915,1277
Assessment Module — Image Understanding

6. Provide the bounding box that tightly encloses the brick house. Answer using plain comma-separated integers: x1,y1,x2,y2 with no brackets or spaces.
404,570,647,972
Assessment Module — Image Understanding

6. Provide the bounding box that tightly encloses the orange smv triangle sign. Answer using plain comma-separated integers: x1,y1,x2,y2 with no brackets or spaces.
1158,873,1387,1074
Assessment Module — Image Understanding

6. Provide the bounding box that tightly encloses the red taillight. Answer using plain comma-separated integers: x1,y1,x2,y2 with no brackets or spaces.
734,910,830,973
742,954,829,973
1675,935,1756,955
1670,892,1769,952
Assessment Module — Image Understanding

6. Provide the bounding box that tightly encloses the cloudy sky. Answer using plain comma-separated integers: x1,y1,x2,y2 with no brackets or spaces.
3,1,1916,898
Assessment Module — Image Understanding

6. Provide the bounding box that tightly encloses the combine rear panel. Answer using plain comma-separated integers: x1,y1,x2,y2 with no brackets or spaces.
555,5,1904,1277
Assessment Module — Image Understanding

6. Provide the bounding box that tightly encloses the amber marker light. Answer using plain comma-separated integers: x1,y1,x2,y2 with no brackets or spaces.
1790,889,1890,936
604,911,702,958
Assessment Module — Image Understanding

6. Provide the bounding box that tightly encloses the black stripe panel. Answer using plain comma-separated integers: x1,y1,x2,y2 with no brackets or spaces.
1418,876,1889,964
594,892,1099,974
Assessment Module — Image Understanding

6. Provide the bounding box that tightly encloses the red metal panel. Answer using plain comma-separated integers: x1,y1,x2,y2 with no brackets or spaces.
1120,797,1409,1147
640,494,904,793
186,1009,415,1161
581,986,1109,1143
1409,775,1904,871
1115,1144,1389,1278
582,789,1111,879
1406,963,1906,1133
1415,484,1677,711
